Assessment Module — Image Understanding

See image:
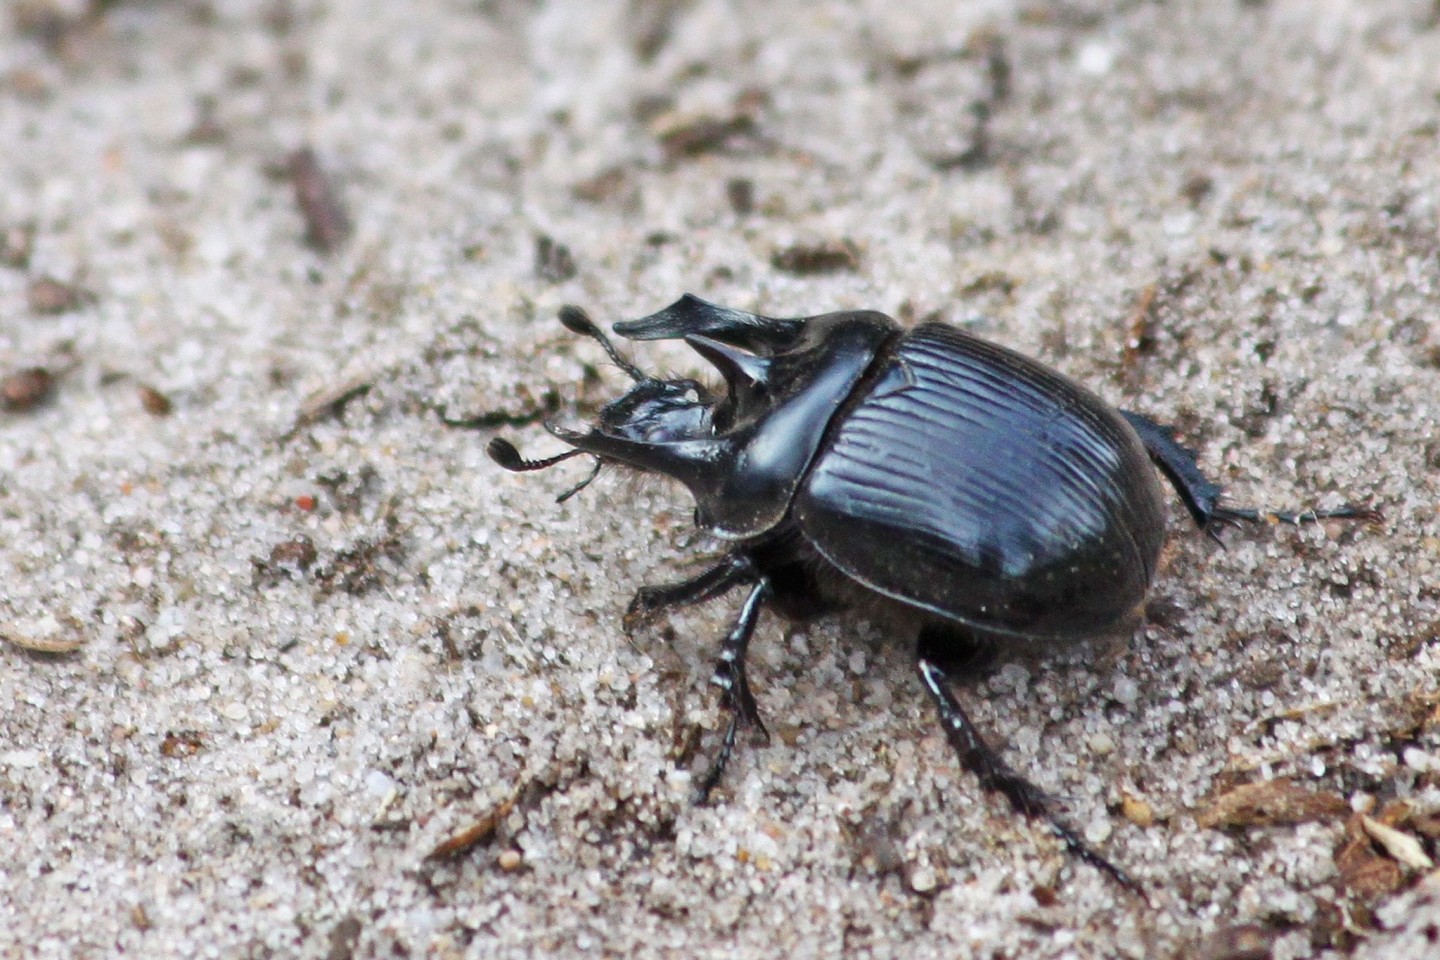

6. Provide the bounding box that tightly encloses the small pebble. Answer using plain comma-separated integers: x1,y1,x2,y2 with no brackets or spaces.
1084,817,1113,845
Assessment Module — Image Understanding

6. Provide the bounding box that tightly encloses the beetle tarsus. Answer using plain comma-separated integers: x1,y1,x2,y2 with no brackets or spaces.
1047,822,1144,898
917,656,1140,894
693,578,772,802
694,713,740,805
1207,503,1383,528
1120,410,1381,538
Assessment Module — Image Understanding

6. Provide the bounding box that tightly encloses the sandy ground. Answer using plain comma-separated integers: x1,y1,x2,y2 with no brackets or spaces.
2,1,1439,957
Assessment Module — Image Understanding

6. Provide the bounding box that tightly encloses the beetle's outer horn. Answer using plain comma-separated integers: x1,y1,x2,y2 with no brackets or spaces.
613,294,804,351
545,422,727,496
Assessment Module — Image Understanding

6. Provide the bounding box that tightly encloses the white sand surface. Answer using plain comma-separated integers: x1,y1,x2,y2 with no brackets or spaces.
2,2,1438,957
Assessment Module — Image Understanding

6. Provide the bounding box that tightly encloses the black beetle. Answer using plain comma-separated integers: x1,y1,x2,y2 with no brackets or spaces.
486,295,1376,889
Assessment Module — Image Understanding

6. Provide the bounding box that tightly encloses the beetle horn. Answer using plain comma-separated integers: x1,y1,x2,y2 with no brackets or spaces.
546,422,727,495
684,335,774,392
613,294,804,351
558,305,646,382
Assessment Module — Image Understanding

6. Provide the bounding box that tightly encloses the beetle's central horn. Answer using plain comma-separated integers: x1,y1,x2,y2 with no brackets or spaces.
684,335,773,392
613,294,804,351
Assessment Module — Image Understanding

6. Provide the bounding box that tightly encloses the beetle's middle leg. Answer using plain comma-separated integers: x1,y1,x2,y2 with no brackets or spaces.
1120,410,1379,541
915,630,1139,892
694,577,772,804
622,552,772,802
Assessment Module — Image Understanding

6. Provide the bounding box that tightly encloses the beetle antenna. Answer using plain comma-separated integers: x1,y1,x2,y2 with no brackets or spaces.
559,305,646,382
490,438,603,502
488,437,585,473
555,457,603,503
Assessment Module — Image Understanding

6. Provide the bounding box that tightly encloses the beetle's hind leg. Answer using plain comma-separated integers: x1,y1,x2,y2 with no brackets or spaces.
1120,410,1379,541
694,578,773,804
916,633,1139,893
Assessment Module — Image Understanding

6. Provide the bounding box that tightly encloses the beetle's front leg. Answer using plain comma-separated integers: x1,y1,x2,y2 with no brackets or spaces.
1120,410,1380,541
695,577,772,804
624,552,758,630
916,641,1140,894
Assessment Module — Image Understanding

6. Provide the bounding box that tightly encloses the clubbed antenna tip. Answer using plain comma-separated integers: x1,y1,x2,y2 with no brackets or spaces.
488,436,601,502
558,305,645,382
557,304,601,338
488,437,582,473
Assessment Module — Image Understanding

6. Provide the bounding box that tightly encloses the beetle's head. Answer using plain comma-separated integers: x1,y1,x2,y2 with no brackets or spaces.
588,376,714,446
488,303,735,501
488,296,894,531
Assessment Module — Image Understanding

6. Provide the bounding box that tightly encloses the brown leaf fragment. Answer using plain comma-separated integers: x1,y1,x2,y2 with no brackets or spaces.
3,629,83,654
2,366,55,411
572,167,631,204
27,276,89,314
1194,923,1273,960
426,796,516,861
1362,814,1435,870
137,384,173,417
160,731,205,759
1196,777,1348,829
771,238,861,275
1335,813,1408,903
655,113,754,160
1121,283,1158,372
287,147,351,253
1337,846,1405,902
1405,808,1440,839
652,89,769,161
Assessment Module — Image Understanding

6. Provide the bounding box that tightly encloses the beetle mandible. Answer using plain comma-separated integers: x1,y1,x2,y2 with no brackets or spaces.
485,295,1376,889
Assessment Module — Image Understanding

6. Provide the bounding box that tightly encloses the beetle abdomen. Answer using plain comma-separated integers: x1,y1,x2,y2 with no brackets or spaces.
795,323,1166,641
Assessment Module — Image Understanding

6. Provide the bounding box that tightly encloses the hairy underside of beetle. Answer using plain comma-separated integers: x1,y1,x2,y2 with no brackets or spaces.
720,519,1144,678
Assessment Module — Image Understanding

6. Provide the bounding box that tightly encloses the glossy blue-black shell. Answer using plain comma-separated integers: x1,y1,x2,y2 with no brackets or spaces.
794,323,1166,641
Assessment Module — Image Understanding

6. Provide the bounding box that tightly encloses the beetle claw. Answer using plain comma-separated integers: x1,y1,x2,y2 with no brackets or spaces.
693,714,739,806
622,595,658,633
